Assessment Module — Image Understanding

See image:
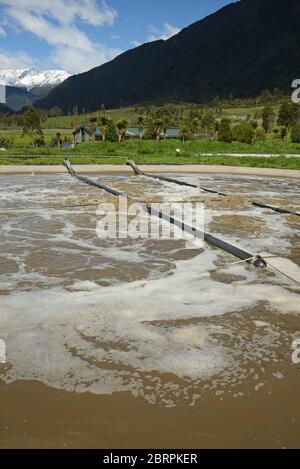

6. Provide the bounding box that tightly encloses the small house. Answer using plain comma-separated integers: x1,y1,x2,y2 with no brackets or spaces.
125,126,146,139
72,124,181,144
161,127,180,139
72,125,93,144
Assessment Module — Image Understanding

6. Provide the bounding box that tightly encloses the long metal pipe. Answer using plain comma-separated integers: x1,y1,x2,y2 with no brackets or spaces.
64,161,266,268
126,160,300,217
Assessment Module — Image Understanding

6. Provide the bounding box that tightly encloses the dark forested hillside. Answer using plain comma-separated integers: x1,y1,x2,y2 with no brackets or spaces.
37,0,300,112
0,103,13,114
5,86,37,111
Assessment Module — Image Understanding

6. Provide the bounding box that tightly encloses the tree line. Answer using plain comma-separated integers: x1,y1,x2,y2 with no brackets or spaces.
91,100,300,145
1,95,300,148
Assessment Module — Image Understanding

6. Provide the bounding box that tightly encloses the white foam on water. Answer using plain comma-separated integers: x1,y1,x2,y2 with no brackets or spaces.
0,173,299,406
254,321,271,328
1,248,299,401
69,280,101,291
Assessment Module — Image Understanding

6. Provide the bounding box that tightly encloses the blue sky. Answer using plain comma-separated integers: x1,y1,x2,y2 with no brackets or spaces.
0,0,234,74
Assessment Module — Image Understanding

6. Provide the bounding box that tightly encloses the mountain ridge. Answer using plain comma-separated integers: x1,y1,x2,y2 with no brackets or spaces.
5,86,37,112
33,0,300,111
0,68,71,91
0,102,13,114
0,69,71,110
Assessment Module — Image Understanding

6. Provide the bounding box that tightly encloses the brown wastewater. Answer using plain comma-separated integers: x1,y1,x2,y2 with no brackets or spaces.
0,172,299,448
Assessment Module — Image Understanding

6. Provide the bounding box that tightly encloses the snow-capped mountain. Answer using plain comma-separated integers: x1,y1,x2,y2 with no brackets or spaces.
0,68,71,90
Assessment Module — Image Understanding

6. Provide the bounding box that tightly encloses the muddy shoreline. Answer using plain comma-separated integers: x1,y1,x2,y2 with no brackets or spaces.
0,164,300,178
1,376,300,449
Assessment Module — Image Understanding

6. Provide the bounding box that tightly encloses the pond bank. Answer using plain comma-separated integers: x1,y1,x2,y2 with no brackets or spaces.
0,164,299,178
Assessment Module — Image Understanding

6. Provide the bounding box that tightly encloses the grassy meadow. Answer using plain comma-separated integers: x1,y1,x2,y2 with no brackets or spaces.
1,140,300,170
1,103,300,170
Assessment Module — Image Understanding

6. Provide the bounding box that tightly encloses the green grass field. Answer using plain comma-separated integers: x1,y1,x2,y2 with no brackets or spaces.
0,128,73,145
1,140,300,170
2,138,300,157
1,155,299,170
41,103,272,128
1,139,300,170
43,107,139,129
1,103,300,170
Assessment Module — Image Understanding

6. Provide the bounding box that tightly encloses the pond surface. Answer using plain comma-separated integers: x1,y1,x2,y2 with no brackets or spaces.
0,173,299,448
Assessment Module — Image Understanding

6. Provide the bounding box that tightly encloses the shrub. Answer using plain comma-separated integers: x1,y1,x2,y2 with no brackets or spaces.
291,123,300,143
232,122,255,144
33,137,45,147
106,121,118,142
262,105,275,132
0,137,13,148
144,121,156,140
254,129,266,142
218,118,232,143
278,102,299,128
280,127,287,140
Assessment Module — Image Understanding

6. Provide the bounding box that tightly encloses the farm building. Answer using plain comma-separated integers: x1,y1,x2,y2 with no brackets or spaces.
72,125,180,144
72,126,93,144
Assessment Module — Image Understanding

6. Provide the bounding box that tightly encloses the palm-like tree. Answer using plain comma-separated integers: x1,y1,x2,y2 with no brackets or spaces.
190,117,200,136
98,114,111,141
201,112,215,135
116,119,128,142
161,116,170,139
89,116,97,141
180,123,190,143
153,119,163,142
56,132,62,148
137,116,145,140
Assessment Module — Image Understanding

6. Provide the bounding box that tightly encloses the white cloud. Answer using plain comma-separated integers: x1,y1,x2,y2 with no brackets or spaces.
0,26,6,36
52,44,122,74
148,22,180,42
0,0,120,73
6,7,97,51
0,49,35,68
131,40,142,48
0,0,117,27
130,22,180,50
